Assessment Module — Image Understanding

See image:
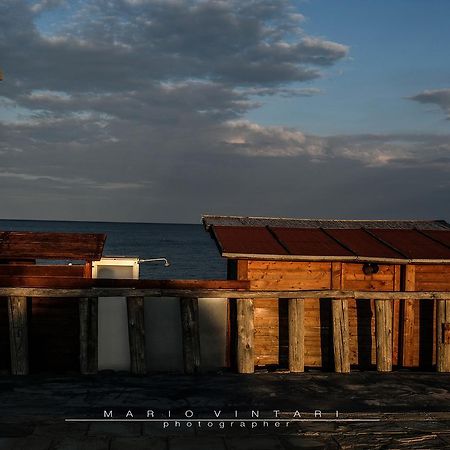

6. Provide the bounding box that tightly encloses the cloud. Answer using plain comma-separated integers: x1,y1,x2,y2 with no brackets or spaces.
409,88,450,120
1,1,449,222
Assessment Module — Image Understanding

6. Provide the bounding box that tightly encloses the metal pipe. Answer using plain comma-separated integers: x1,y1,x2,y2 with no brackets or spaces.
138,258,171,267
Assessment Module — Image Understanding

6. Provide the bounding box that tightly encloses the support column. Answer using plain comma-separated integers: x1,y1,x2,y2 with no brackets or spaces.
236,299,254,374
288,298,304,373
127,296,146,375
375,299,393,372
8,296,29,375
180,297,201,374
79,297,98,375
437,300,450,372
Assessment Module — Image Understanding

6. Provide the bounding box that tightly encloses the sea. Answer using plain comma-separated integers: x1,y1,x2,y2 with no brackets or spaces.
0,220,227,280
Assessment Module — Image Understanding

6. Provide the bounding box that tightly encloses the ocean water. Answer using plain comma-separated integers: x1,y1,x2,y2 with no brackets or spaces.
0,220,227,279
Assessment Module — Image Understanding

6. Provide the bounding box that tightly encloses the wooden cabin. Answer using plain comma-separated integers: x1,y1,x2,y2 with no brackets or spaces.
0,231,105,373
203,215,450,371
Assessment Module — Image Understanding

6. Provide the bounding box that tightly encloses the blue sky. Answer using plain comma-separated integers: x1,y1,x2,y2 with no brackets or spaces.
1,0,449,222
249,0,450,134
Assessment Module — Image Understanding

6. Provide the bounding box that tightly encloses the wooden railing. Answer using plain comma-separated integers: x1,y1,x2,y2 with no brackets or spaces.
2,278,450,376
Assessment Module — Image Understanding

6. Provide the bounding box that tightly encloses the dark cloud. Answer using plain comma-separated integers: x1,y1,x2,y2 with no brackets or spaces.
1,1,449,222
409,88,450,120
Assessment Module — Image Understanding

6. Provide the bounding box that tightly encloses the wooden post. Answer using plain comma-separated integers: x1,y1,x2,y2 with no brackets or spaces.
8,297,29,375
79,297,98,375
127,296,146,375
236,299,254,374
437,299,450,372
331,262,350,373
288,298,304,372
332,299,350,373
180,297,201,374
402,265,416,367
375,299,393,372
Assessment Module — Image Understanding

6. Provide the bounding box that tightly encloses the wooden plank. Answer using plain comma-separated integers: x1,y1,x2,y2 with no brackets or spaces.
402,265,416,367
8,296,29,375
375,299,393,372
127,296,146,375
0,277,250,290
437,299,450,372
288,298,304,372
0,265,85,277
79,297,98,374
179,297,200,374
331,262,350,373
0,231,106,261
236,299,254,373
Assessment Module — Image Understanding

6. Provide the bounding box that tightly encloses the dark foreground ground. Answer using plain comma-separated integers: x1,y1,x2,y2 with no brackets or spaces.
1,371,450,449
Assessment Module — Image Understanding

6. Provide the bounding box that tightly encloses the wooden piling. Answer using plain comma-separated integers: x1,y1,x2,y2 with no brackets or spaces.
288,298,304,373
437,299,450,372
127,296,146,375
375,299,393,372
79,297,98,375
180,297,201,374
331,262,350,373
332,299,350,373
402,265,416,367
8,296,29,375
236,299,254,374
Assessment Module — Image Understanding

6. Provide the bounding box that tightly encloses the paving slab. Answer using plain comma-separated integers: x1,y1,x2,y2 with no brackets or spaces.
51,437,110,450
110,437,166,450
169,436,226,450
0,436,53,450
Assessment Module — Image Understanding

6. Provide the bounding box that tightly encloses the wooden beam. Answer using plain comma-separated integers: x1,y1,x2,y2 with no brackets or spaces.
2,287,450,300
127,296,146,375
179,297,201,374
375,299,393,372
402,265,416,367
8,296,29,375
288,298,304,373
437,299,450,372
236,299,254,373
79,297,98,375
331,262,350,373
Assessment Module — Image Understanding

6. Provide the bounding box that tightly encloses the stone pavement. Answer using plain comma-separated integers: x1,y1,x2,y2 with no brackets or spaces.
0,371,450,449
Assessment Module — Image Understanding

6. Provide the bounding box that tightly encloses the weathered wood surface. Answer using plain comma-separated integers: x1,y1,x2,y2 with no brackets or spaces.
2,287,450,299
179,297,201,374
331,262,350,373
0,277,250,289
375,299,393,372
127,296,146,375
79,297,98,375
402,265,416,367
0,231,106,261
236,298,254,373
0,265,85,277
437,299,450,372
288,298,304,372
7,296,29,375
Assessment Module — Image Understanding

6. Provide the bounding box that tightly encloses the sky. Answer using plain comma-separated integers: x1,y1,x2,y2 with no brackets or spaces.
0,0,449,223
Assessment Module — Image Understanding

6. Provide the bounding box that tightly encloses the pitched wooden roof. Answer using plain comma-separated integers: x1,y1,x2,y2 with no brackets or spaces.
0,231,106,261
203,215,450,263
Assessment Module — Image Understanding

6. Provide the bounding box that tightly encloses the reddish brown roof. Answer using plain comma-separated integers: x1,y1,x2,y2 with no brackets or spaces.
0,231,106,261
203,215,450,263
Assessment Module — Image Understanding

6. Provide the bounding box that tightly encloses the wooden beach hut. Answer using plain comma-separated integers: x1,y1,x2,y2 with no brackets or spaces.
0,231,106,374
203,215,450,373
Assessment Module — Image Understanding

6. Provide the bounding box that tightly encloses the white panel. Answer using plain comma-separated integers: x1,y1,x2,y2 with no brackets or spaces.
144,297,183,371
199,298,227,368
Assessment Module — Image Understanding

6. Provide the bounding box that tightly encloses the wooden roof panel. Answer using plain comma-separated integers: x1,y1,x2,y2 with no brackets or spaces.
368,229,450,260
325,228,405,259
212,226,288,256
0,231,106,261
270,227,353,257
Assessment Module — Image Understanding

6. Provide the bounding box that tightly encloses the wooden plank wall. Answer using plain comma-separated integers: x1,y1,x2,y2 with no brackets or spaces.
0,265,85,373
231,260,450,370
